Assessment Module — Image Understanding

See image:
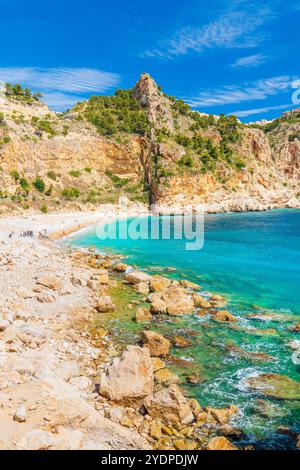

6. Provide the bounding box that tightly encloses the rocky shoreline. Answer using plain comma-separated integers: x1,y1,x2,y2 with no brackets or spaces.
0,232,243,451
0,226,299,450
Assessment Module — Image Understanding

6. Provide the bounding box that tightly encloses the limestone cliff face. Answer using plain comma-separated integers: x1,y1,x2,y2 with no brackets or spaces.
133,73,175,137
153,125,299,213
0,75,299,214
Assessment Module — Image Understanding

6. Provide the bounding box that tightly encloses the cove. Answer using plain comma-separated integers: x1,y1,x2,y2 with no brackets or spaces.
69,209,300,449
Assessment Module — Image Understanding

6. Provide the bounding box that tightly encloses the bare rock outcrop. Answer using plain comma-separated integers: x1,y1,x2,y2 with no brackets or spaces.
144,385,194,427
100,346,154,401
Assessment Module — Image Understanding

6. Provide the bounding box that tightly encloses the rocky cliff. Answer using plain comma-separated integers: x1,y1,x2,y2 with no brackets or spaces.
0,74,299,214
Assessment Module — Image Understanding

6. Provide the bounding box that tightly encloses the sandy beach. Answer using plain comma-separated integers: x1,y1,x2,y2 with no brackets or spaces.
0,203,149,241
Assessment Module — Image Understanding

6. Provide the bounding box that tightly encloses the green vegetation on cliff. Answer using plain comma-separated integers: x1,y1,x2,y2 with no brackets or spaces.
76,89,148,136
4,83,42,103
262,110,300,133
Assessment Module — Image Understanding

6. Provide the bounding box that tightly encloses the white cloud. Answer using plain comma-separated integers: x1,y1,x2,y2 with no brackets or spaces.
185,76,296,108
231,53,270,68
0,67,120,110
232,103,292,118
40,92,83,110
143,7,273,59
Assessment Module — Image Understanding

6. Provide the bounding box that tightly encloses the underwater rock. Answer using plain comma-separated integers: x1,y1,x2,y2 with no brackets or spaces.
173,335,192,348
254,399,287,419
211,310,237,323
226,344,274,362
291,322,300,332
180,280,201,290
245,373,300,400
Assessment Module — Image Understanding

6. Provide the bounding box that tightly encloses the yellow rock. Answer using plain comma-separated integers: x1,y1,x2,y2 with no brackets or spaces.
151,357,166,372
149,421,163,439
192,294,212,309
180,280,201,290
189,398,203,418
150,276,171,292
174,439,198,450
161,426,174,436
135,308,152,323
207,436,238,451
155,368,180,386
212,310,237,323
206,405,239,425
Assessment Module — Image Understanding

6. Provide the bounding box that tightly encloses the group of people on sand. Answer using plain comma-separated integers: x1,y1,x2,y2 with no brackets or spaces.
8,229,48,239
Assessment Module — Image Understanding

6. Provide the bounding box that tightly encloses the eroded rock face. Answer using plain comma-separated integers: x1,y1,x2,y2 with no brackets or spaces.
100,346,154,401
133,73,175,136
141,330,170,357
144,385,194,427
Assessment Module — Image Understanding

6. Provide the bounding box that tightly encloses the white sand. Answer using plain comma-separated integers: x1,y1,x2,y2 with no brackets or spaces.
0,204,149,240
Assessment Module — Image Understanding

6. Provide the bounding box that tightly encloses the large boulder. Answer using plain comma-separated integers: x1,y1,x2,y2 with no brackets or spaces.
206,405,239,425
113,263,129,272
207,436,238,451
141,330,170,357
150,298,167,315
134,282,150,295
96,296,116,313
125,271,152,285
212,310,237,323
192,293,212,309
144,385,194,427
150,276,171,292
162,287,194,315
135,308,152,323
154,368,180,386
100,346,154,401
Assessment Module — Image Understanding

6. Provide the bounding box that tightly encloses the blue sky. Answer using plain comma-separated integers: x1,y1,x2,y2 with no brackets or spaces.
0,0,299,121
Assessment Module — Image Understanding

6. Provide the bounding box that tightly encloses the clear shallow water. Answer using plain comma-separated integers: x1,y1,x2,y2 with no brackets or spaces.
68,209,300,449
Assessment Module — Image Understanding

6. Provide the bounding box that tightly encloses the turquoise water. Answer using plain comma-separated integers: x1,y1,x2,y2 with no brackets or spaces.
68,209,300,449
